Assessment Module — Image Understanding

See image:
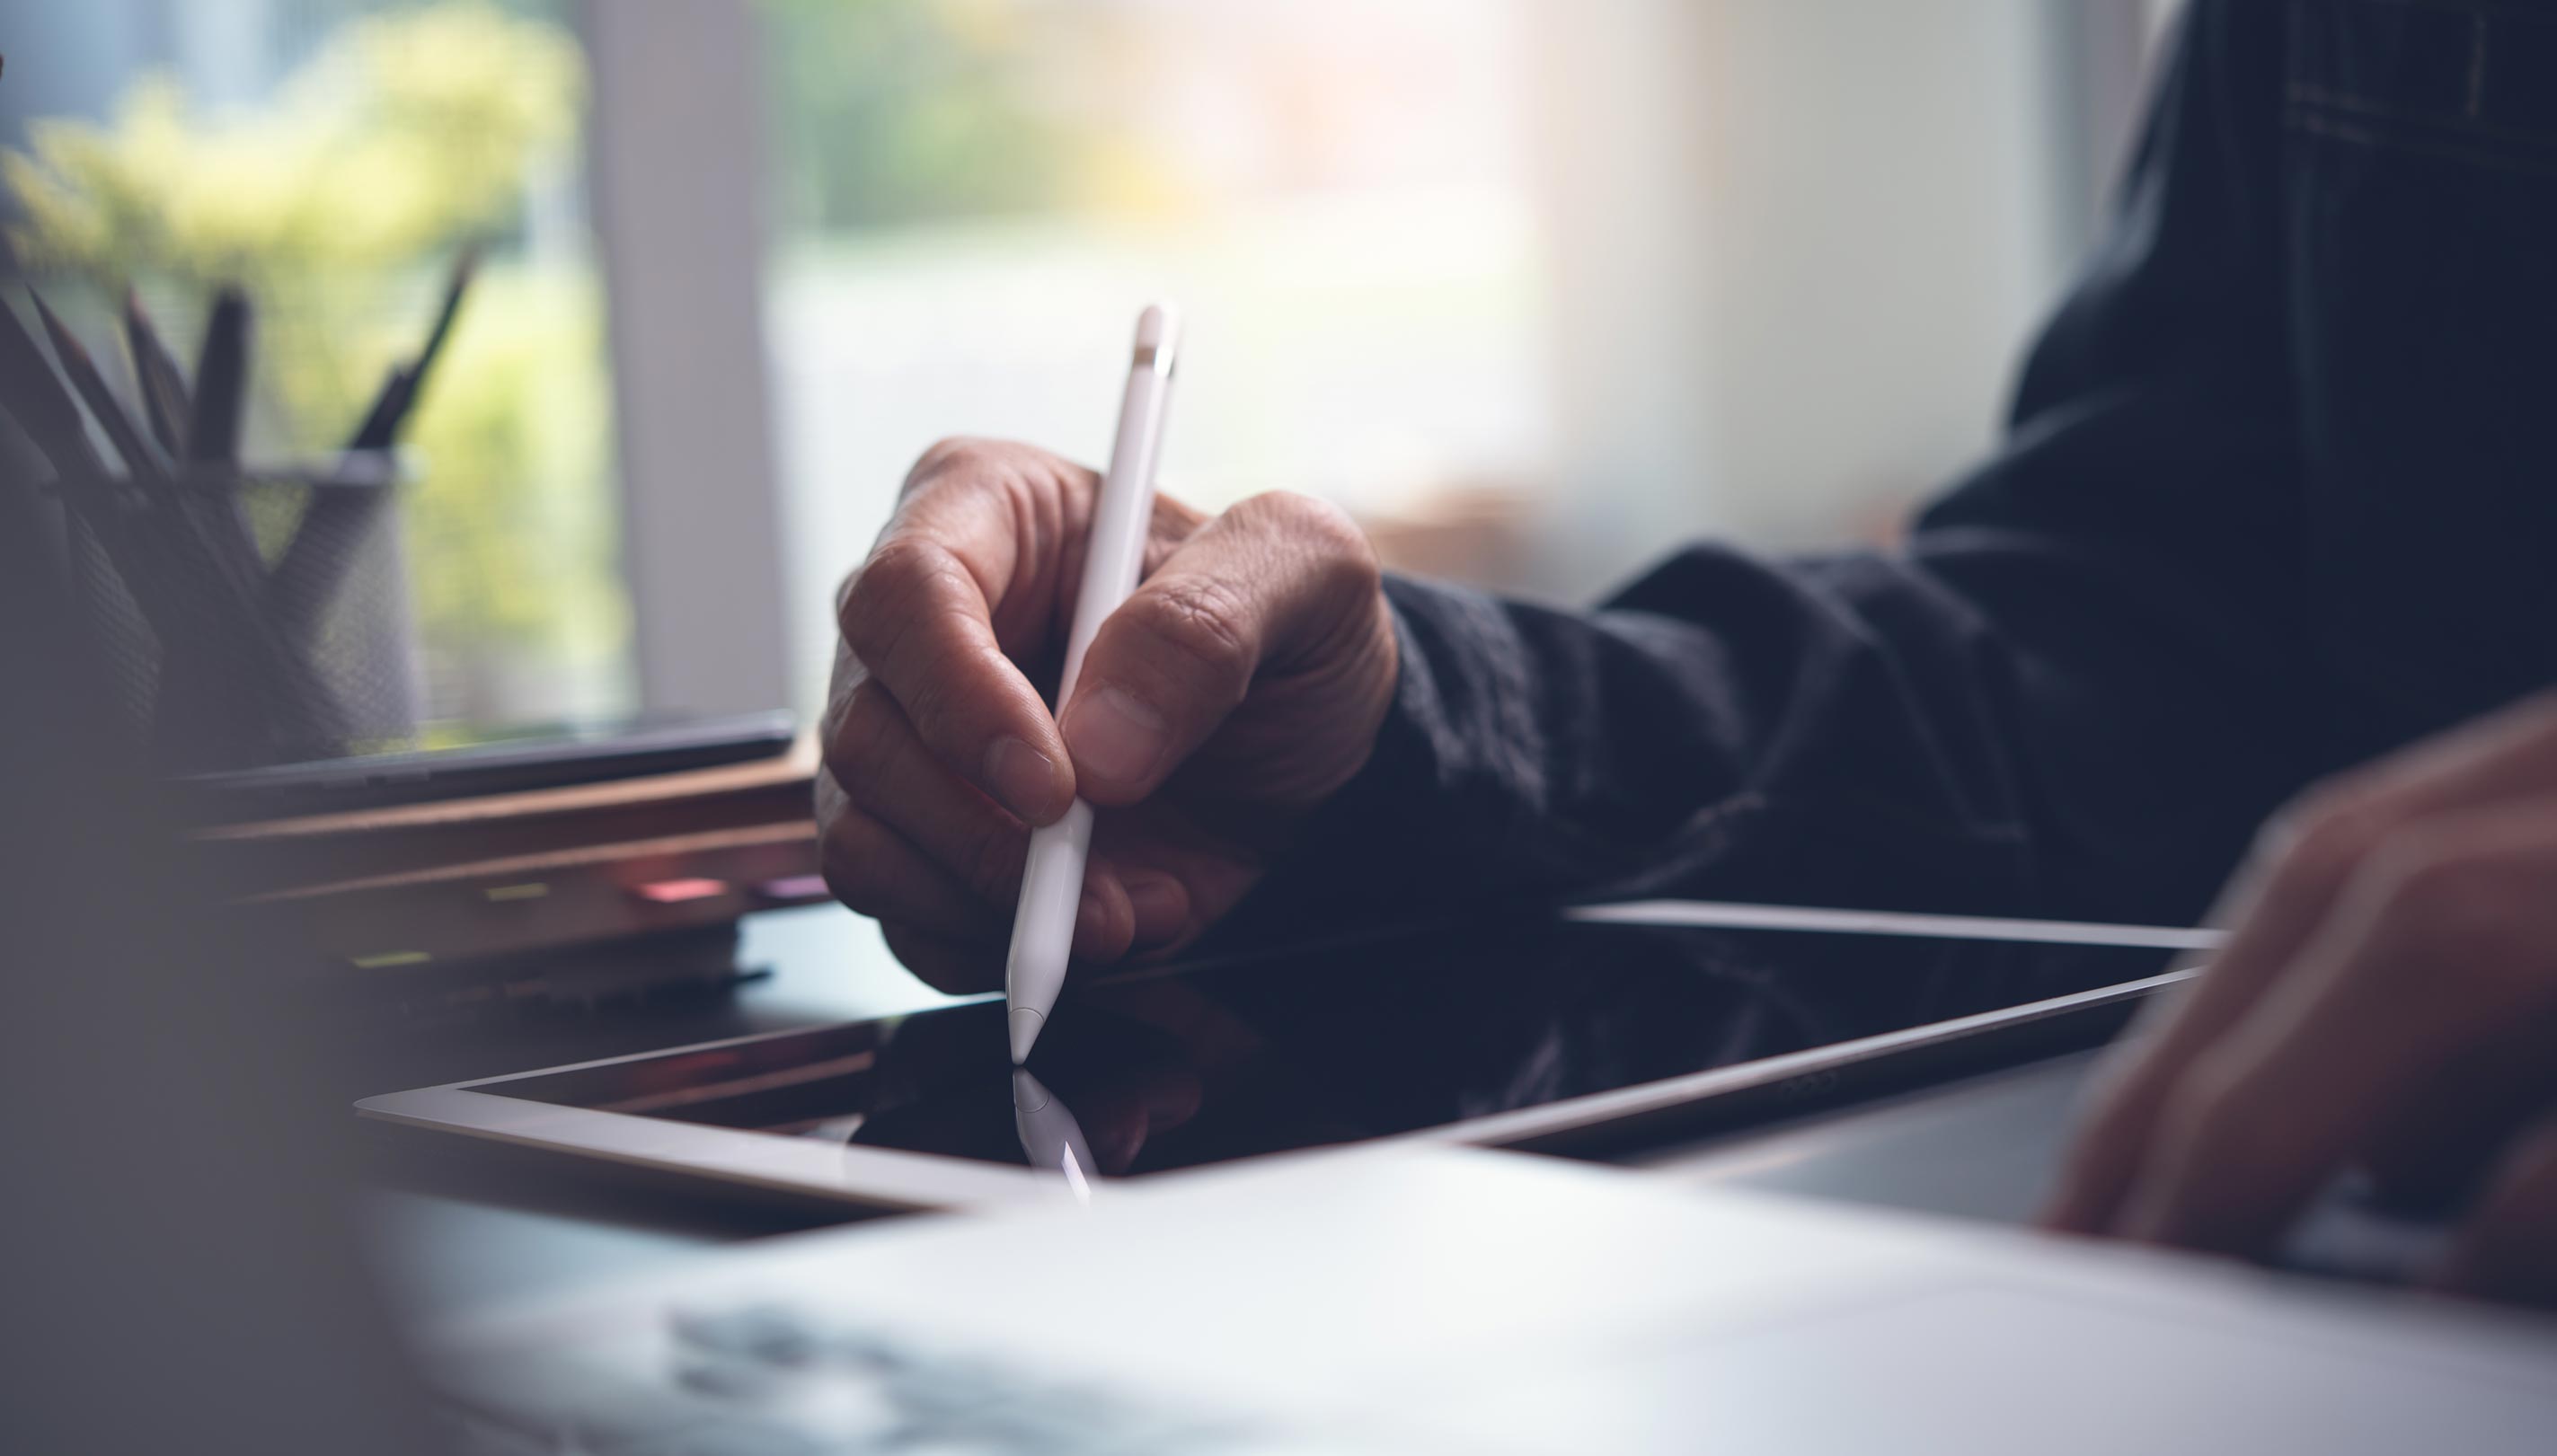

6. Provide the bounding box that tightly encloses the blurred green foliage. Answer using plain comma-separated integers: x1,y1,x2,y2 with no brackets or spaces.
3,3,625,715
761,0,1113,233
4,4,580,278
399,269,617,666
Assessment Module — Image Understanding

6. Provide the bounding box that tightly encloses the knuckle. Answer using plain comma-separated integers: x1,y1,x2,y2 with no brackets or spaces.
2488,689,2557,781
840,546,915,639
1130,577,1258,693
844,538,970,668
818,659,866,747
849,535,944,613
2510,687,2557,735
1322,521,1384,603
2366,836,2535,975
2260,782,2384,896
1272,490,1381,585
825,682,900,782
1230,488,1324,533
1238,490,1362,552
905,436,988,491
1032,446,1100,502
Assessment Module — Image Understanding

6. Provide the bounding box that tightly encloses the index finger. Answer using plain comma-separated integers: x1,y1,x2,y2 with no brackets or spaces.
836,464,1081,825
2041,843,2340,1231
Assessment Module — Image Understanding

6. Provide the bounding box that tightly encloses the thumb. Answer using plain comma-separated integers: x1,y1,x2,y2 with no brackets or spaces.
1057,490,1379,807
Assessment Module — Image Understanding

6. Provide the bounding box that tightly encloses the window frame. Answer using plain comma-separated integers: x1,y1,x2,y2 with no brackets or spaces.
579,0,794,717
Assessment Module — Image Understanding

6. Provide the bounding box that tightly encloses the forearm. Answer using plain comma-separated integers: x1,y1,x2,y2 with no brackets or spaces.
1233,557,2039,934
1231,533,2324,940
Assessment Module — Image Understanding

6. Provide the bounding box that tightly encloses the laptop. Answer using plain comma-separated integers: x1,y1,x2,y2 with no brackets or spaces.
423,1143,2557,1454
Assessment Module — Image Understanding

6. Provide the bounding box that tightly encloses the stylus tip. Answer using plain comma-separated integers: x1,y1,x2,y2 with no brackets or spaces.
1008,1005,1046,1064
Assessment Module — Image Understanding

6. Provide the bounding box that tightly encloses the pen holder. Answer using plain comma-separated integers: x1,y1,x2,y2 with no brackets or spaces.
57,451,420,775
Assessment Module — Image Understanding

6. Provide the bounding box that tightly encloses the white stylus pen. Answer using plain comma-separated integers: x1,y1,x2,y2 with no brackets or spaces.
1005,303,1180,1063
1012,1068,1097,1202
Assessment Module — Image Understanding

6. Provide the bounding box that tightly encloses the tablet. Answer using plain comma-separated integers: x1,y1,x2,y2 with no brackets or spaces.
358,904,2206,1213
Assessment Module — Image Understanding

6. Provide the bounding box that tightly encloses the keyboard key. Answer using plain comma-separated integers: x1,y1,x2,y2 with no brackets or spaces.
670,1305,823,1367
676,1356,781,1401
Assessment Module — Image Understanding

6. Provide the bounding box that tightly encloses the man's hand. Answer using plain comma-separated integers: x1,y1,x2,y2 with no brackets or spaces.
2043,693,2557,1305
816,439,1398,991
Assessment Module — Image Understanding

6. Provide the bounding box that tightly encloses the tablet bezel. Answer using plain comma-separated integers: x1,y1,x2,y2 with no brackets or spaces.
357,904,2201,1213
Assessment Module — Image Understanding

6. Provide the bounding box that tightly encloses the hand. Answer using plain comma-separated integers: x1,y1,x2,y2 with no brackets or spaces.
2042,693,2557,1306
816,439,1397,991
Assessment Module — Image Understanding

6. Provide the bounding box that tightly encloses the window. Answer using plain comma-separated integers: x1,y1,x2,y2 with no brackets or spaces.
756,0,1555,713
753,0,2158,715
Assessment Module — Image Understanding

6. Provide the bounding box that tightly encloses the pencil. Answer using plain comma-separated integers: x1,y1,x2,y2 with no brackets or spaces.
123,288,194,457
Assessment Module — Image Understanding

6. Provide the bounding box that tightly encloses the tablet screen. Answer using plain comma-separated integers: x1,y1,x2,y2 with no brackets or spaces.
482,915,2181,1179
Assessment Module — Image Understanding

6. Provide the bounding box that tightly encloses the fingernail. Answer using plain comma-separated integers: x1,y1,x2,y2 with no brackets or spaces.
1062,684,1168,788
983,736,1066,821
1122,871,1188,946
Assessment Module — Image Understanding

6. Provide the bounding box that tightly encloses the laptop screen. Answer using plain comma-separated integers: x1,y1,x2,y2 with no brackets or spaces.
480,914,2181,1178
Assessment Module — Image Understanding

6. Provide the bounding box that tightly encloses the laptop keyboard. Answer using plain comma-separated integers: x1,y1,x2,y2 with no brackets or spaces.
429,1299,1299,1454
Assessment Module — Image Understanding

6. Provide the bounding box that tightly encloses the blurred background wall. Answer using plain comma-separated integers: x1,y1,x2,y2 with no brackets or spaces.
0,0,2182,726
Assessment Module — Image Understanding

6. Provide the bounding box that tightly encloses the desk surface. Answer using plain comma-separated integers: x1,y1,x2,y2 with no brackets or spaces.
1641,1053,2098,1220
360,904,2111,1322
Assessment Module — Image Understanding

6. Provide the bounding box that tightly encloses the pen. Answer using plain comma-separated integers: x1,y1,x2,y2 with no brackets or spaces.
1011,1068,1097,1202
1005,303,1180,1064
272,243,481,640
122,289,192,456
189,287,250,469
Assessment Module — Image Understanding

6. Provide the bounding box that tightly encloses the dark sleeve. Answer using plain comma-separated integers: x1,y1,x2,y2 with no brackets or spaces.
1227,0,2322,938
